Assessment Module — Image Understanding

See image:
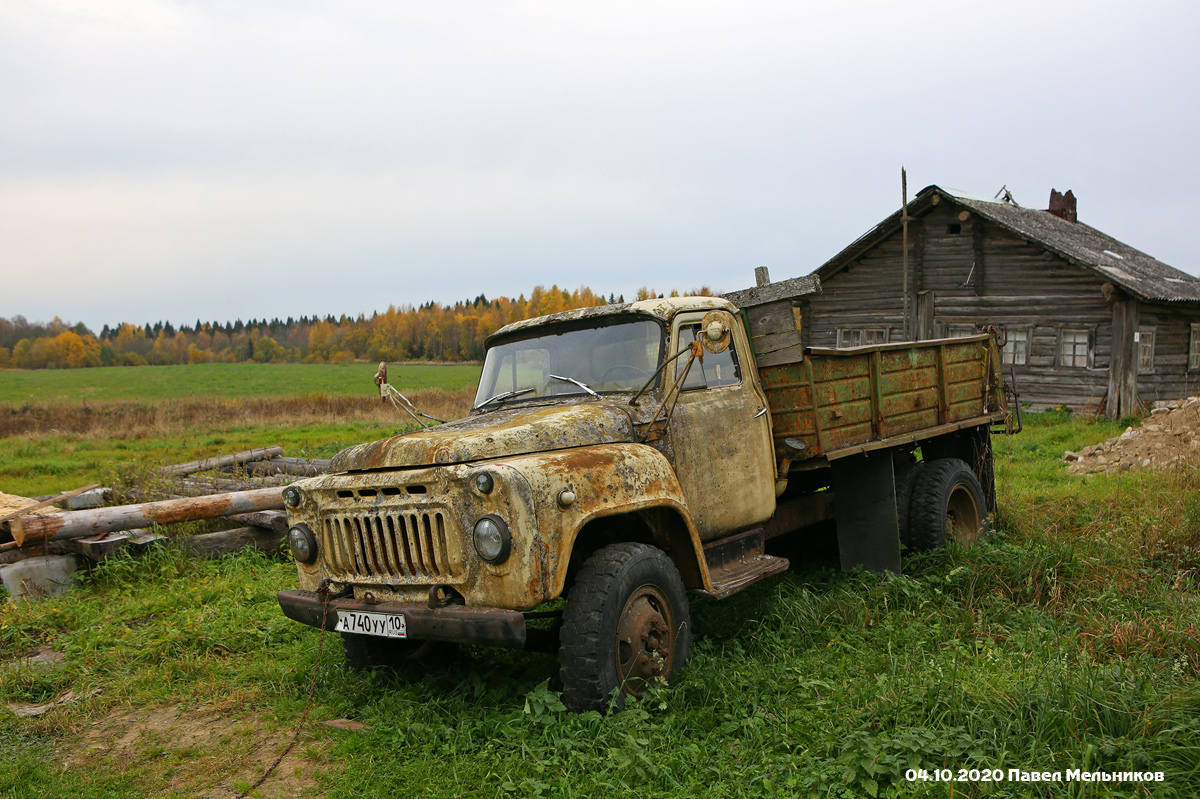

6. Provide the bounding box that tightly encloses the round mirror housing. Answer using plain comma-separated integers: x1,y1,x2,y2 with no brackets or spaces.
700,311,731,353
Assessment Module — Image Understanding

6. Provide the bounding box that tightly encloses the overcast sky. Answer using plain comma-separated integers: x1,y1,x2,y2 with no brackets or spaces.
3,0,1198,332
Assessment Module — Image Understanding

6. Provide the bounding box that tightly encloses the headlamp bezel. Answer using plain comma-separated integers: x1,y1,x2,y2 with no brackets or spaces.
472,514,511,563
287,523,318,564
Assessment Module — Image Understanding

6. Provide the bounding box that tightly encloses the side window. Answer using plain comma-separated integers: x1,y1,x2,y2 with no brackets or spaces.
676,322,741,390
1001,328,1030,366
836,328,888,347
1137,328,1156,374
1190,323,1200,372
1058,328,1091,368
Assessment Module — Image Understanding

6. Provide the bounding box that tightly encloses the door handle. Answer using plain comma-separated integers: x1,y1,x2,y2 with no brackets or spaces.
753,407,767,419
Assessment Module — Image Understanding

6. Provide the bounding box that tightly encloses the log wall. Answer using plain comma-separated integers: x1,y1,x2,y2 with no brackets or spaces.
808,203,1200,412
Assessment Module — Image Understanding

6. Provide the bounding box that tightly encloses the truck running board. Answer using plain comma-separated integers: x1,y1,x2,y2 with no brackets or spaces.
693,528,789,600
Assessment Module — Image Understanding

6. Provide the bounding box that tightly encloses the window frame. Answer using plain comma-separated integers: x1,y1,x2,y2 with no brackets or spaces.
1057,328,1092,369
1137,327,1156,375
1189,323,1200,372
836,327,889,348
1001,327,1031,367
946,324,977,339
672,315,743,392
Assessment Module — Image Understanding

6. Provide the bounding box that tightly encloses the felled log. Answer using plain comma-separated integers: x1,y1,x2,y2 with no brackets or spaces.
0,485,102,526
240,457,331,477
180,526,283,557
226,510,289,533
10,487,285,547
178,474,302,495
54,530,165,561
160,447,283,477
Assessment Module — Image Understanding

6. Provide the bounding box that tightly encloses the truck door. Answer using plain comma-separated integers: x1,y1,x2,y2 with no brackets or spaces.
666,310,777,540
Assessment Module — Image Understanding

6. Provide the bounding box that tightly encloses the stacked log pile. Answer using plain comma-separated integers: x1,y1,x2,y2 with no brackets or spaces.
0,448,330,569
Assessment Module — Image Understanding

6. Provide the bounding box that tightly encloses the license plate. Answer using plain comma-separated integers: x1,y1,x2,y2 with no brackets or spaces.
334,610,407,639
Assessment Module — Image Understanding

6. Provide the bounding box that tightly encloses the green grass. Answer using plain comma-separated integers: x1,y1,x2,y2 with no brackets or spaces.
2,409,1198,797
0,420,415,498
0,362,481,404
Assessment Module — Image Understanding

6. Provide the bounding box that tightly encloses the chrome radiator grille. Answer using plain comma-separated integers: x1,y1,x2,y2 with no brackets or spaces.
321,510,463,582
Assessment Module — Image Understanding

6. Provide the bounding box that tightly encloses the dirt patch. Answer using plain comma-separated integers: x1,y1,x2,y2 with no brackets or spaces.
63,703,328,798
1064,396,1200,474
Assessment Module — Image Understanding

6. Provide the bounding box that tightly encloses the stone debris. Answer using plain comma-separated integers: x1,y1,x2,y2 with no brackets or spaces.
1064,397,1200,474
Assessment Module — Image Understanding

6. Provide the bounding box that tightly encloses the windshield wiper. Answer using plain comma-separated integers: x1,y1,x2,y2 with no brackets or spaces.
549,374,599,398
473,387,535,411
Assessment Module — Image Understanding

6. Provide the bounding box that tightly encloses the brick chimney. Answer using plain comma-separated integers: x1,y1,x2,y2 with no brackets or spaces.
1047,189,1077,223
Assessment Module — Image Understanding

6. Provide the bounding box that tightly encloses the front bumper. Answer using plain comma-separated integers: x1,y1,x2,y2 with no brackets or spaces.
277,589,527,649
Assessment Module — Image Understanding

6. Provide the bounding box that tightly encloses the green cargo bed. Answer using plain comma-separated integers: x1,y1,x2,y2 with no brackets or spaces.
757,334,1009,465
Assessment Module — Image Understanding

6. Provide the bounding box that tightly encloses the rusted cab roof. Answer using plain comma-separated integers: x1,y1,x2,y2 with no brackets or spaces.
489,296,735,344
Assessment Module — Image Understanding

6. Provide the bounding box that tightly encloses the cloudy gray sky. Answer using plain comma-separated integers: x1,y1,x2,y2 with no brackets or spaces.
3,0,1197,331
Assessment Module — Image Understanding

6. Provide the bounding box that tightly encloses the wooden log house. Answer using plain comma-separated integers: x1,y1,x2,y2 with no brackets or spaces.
802,185,1200,417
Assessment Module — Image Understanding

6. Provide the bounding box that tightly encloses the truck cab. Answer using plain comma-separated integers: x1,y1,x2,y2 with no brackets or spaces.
278,297,782,710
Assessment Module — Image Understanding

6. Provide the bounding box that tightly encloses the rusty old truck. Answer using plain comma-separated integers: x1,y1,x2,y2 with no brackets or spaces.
277,276,1012,711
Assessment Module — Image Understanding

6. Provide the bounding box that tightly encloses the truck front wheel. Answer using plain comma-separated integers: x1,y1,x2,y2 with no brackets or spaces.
907,457,987,551
559,542,691,713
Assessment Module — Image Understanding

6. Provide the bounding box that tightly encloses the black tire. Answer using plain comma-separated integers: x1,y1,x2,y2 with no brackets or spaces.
559,542,691,713
341,633,453,670
894,457,925,550
907,458,987,552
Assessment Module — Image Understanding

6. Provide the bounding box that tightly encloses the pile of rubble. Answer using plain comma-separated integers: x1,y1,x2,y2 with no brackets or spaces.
1064,397,1200,474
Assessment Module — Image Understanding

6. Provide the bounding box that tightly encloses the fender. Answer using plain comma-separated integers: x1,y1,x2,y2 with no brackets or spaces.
497,443,713,596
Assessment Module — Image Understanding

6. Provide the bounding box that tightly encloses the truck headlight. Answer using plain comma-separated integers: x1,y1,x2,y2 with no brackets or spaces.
282,486,302,507
287,524,318,564
474,472,494,494
472,515,511,563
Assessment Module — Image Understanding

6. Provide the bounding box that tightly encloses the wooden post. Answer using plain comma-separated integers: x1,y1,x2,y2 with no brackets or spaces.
901,167,910,341
11,487,285,546
1107,295,1139,418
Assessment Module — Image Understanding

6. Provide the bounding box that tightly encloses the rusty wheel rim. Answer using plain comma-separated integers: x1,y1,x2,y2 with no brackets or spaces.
615,583,676,697
946,482,983,546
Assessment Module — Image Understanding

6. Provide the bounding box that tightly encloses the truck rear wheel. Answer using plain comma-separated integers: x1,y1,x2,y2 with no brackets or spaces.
907,458,987,551
559,542,691,713
894,458,925,550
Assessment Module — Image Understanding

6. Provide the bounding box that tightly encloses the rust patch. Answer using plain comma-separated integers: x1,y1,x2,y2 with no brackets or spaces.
332,402,637,472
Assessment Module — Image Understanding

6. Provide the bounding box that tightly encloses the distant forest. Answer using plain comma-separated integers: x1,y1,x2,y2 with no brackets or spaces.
0,284,711,370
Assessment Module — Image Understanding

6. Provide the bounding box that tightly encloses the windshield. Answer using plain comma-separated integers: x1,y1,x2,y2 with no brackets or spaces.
474,317,664,408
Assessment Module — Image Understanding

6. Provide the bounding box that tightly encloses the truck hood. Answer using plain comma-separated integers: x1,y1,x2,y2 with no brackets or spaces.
330,402,637,471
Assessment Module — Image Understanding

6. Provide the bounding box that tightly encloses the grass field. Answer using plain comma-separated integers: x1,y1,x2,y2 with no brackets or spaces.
0,362,482,404
0,363,480,496
1,373,1198,797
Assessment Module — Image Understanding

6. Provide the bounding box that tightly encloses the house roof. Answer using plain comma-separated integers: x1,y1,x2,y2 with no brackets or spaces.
812,185,1200,303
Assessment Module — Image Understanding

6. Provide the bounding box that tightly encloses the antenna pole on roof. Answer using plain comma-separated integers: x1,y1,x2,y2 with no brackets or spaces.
901,167,910,341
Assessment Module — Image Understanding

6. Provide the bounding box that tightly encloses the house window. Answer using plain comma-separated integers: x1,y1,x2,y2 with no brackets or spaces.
946,325,977,338
1058,329,1090,368
1190,324,1200,371
1002,329,1030,366
1137,328,1155,374
836,328,888,348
